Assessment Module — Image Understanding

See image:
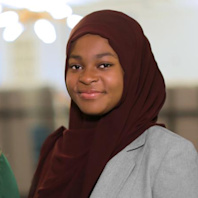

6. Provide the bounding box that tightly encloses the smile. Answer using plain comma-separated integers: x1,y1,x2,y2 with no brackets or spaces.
78,91,105,100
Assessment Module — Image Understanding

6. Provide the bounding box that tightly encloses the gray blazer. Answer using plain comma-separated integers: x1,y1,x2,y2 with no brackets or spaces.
90,126,198,198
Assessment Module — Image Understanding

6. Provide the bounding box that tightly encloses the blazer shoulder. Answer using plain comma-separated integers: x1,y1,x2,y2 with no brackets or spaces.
148,127,198,197
139,126,198,171
145,126,197,152
127,125,197,156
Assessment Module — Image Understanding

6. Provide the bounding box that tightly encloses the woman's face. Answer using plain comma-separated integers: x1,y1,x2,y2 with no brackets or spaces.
66,34,124,115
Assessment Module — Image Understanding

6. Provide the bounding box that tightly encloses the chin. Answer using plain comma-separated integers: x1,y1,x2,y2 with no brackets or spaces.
82,110,104,116
80,107,107,116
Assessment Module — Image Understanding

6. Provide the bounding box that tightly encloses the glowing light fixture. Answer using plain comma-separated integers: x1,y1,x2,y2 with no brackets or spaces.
34,19,56,44
67,14,83,29
3,22,24,42
0,11,19,28
0,0,84,43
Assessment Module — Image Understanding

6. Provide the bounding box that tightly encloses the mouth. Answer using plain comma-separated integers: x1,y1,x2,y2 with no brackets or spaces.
77,90,105,100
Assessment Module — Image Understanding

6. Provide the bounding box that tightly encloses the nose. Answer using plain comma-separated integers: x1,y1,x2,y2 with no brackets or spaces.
79,68,99,85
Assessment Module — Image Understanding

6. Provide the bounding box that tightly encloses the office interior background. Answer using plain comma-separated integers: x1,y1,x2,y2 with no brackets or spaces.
0,0,198,197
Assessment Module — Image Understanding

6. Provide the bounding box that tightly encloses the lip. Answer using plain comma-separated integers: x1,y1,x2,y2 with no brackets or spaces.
77,90,105,100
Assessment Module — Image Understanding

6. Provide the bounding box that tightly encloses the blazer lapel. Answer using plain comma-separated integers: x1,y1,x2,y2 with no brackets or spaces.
90,132,146,198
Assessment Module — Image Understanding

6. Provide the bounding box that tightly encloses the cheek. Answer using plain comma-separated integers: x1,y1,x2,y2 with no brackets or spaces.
116,76,124,100
66,74,75,95
65,76,70,91
105,73,124,99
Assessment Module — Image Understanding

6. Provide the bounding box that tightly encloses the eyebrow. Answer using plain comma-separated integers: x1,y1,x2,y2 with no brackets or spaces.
96,52,117,59
69,52,118,60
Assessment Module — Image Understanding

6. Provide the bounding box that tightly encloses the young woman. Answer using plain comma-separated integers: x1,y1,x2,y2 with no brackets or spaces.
28,10,198,198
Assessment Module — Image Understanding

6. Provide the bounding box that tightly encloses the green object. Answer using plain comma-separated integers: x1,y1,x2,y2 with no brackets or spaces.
0,152,20,198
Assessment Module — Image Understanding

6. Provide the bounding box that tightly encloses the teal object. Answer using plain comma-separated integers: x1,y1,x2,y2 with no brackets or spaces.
0,152,20,198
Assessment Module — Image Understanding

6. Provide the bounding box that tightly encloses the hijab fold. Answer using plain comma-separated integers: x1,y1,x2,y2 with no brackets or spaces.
28,10,166,198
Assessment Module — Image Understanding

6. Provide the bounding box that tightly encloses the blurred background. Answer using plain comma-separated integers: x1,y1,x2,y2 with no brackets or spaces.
0,0,198,197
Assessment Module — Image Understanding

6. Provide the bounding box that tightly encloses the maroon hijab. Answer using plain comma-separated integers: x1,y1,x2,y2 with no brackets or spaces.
28,10,166,198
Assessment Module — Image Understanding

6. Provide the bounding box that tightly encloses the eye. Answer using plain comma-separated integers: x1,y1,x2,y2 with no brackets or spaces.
69,65,82,70
99,63,112,69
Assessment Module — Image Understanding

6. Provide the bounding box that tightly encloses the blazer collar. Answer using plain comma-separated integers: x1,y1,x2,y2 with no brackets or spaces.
125,129,147,152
